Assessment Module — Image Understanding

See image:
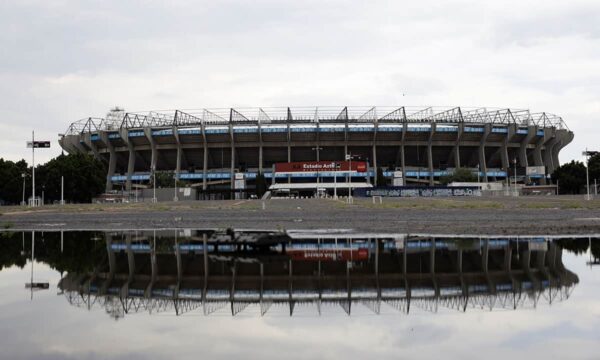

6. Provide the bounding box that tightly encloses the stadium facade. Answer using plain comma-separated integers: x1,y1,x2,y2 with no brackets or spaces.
59,106,573,196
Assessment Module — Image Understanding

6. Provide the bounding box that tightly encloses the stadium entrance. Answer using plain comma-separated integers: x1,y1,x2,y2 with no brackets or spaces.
269,160,373,198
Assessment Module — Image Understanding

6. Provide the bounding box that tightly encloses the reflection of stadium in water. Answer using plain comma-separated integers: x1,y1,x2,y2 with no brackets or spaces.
57,230,579,319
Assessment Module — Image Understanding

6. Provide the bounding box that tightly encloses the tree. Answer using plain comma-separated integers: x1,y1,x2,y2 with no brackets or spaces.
255,172,267,197
551,160,586,194
439,167,478,185
36,153,106,203
588,153,600,185
0,158,29,205
376,167,386,187
153,171,176,188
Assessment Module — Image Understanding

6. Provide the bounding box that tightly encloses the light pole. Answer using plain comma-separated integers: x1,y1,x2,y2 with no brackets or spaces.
582,149,597,201
345,153,354,202
32,131,35,206
333,162,339,200
173,173,179,201
21,173,26,206
513,158,518,197
60,175,65,205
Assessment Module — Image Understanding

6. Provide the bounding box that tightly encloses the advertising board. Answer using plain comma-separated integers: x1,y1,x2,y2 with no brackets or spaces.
274,161,367,174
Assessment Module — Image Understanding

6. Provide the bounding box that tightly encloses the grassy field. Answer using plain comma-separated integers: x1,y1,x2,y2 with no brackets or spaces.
1,195,600,215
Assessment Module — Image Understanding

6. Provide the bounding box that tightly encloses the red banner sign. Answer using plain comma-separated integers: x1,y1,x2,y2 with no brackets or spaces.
286,248,369,262
274,161,367,173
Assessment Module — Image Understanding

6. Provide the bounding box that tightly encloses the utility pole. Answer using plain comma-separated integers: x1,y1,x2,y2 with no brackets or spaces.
26,132,50,207
346,153,354,203
21,173,26,206
32,131,35,206
513,158,518,197
582,149,598,201
152,165,157,203
174,173,179,201
60,175,64,205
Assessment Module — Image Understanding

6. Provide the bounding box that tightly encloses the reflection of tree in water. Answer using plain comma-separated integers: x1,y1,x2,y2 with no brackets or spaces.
0,231,106,273
592,241,600,259
0,232,27,270
555,238,600,259
555,238,590,255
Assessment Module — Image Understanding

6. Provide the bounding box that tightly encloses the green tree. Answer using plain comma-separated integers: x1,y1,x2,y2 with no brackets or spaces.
255,172,267,197
36,153,106,203
588,153,600,185
440,167,478,185
376,167,386,187
551,160,586,194
0,158,29,205
153,171,177,188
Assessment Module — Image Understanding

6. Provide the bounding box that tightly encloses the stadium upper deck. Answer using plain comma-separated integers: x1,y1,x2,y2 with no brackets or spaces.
59,106,573,192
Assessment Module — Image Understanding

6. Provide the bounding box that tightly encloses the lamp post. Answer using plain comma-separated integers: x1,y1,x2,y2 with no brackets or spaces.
333,162,339,200
582,149,598,201
21,173,26,206
151,165,157,203
173,173,179,202
345,153,354,203
513,158,518,197
60,175,64,205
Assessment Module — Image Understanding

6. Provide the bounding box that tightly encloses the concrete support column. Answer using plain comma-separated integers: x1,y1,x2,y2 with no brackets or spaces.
144,128,157,173
454,123,463,168
482,239,489,273
372,144,377,185
503,243,512,271
202,124,208,191
427,124,435,186
519,126,536,168
401,123,407,182
126,234,135,280
287,142,292,184
259,145,263,173
121,129,135,191
502,125,515,185
102,132,116,192
533,127,545,184
173,127,182,181
478,124,491,183
230,124,235,190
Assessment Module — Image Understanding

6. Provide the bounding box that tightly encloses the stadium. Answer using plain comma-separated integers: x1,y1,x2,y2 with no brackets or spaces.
59,106,573,198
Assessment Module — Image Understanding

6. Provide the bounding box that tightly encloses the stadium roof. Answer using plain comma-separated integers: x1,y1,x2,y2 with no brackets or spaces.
64,106,569,135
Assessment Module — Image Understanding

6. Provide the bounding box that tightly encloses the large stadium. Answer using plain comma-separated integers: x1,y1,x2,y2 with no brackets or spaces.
59,106,573,198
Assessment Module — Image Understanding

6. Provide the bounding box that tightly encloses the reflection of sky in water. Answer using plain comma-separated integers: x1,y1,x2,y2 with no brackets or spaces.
0,251,599,359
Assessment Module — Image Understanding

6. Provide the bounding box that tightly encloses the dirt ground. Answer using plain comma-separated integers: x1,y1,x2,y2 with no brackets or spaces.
2,195,600,235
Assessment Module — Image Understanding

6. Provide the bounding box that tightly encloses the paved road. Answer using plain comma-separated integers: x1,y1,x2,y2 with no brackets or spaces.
3,197,600,235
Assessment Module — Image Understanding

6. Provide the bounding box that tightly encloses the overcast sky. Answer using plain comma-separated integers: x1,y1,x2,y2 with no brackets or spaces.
1,0,598,165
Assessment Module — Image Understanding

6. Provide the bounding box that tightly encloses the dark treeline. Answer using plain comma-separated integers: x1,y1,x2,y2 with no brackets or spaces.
0,153,106,205
0,231,107,272
552,154,600,195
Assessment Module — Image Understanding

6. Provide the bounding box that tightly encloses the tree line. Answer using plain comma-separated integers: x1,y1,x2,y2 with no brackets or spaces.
0,153,106,205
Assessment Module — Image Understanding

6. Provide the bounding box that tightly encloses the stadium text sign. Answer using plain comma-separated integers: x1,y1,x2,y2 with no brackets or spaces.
274,161,367,174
